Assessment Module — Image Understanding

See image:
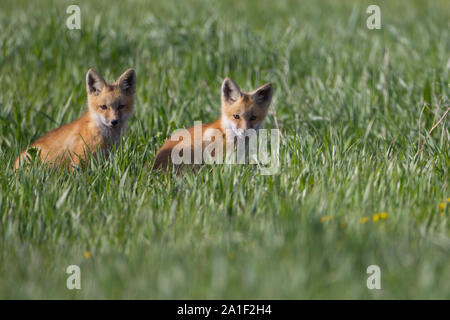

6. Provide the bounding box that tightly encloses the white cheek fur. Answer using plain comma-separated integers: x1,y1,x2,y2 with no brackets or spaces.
92,114,109,128
222,117,264,136
221,117,242,137
91,113,125,146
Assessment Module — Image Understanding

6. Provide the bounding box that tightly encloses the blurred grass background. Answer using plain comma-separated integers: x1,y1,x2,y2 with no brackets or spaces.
0,0,449,298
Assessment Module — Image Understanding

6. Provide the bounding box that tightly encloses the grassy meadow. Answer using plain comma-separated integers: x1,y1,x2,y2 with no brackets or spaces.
0,0,449,299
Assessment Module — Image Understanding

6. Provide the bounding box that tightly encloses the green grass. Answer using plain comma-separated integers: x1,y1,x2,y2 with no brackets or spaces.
0,0,449,299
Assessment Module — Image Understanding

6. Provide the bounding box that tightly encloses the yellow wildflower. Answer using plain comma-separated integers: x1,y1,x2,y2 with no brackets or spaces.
320,215,334,223
440,202,446,211
360,217,369,224
83,251,91,259
373,213,380,222
380,212,388,219
447,198,450,203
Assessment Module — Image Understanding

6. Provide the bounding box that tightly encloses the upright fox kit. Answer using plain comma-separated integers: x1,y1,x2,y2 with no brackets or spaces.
15,68,136,169
154,78,273,169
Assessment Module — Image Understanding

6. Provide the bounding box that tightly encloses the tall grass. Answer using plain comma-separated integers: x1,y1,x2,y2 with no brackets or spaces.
0,0,449,298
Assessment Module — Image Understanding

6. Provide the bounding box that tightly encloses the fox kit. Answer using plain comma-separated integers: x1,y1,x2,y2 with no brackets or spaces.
154,78,273,169
14,68,136,170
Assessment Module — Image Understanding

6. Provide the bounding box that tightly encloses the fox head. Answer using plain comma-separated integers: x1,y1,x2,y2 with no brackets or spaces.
220,78,273,137
86,68,136,129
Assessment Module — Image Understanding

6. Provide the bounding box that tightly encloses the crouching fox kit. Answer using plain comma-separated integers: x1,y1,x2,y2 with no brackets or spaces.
15,68,136,170
154,78,273,169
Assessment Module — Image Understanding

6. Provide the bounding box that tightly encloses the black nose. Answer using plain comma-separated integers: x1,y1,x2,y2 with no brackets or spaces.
111,120,119,126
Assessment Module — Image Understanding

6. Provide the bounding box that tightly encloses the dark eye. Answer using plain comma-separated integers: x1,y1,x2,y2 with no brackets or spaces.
250,115,257,121
100,105,107,110
233,114,240,119
118,104,125,109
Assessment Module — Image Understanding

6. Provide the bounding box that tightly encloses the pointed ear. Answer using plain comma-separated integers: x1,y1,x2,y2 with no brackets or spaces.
117,69,136,95
252,83,273,108
86,69,106,95
221,78,241,104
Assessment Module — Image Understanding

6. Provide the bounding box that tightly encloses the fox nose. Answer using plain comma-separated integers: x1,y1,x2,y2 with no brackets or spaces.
111,119,119,126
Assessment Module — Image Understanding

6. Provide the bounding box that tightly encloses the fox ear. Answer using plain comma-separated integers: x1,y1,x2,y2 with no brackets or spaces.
86,69,106,95
117,69,136,95
221,78,241,104
252,83,273,108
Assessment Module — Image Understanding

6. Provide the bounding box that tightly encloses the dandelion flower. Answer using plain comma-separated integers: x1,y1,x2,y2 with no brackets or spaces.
380,212,388,219
320,215,333,223
447,198,450,203
83,251,91,259
373,213,380,222
440,202,446,211
360,217,369,224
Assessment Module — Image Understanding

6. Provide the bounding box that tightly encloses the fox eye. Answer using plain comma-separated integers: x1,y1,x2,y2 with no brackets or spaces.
233,114,240,119
118,104,125,109
100,105,107,110
250,115,257,121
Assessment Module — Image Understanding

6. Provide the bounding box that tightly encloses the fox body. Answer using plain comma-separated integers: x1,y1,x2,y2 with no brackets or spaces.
154,78,273,169
14,68,136,169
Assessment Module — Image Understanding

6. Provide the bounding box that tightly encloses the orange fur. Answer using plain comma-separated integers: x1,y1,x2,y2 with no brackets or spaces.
15,68,136,170
154,78,273,169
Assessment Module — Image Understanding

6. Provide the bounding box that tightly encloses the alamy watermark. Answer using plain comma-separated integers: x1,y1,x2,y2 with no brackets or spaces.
66,5,81,30
366,5,381,30
168,122,281,175
66,265,81,290
366,265,381,290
